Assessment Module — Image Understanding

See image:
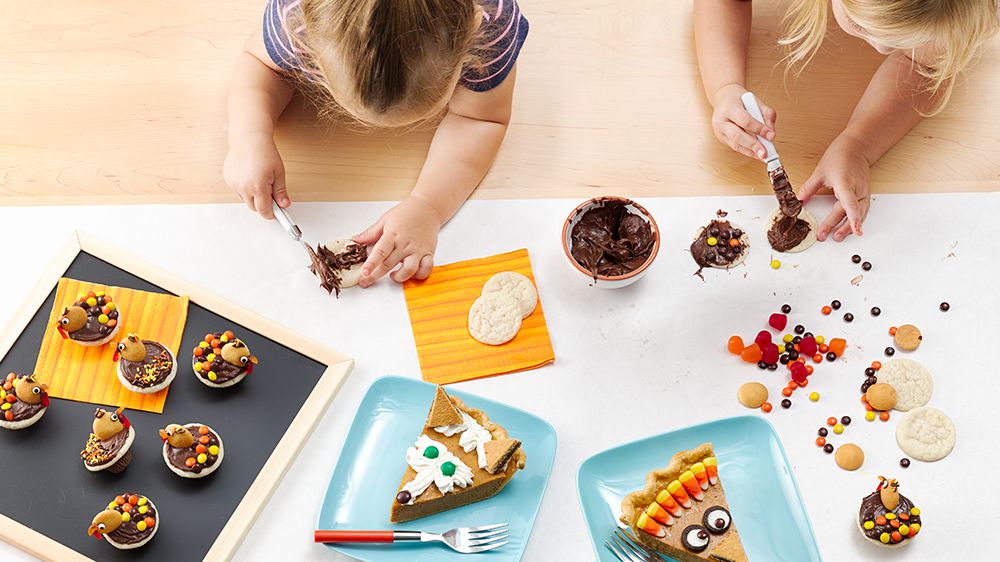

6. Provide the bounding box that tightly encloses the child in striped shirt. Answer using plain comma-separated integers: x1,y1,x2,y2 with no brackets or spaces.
224,0,528,286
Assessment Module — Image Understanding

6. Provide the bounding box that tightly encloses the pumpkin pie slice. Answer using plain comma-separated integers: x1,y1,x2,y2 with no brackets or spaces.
390,386,526,523
620,443,748,562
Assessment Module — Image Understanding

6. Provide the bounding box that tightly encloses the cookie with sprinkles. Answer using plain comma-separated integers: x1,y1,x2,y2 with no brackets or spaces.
858,476,922,548
87,492,158,550
112,333,177,394
159,422,224,478
191,330,259,388
80,407,135,473
55,290,121,346
0,373,50,430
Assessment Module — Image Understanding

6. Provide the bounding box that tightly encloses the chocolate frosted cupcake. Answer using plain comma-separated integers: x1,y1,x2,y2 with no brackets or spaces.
87,492,158,550
0,373,49,430
191,331,258,388
56,290,121,346
691,215,749,273
80,407,135,473
858,476,922,547
113,333,177,394
159,422,224,478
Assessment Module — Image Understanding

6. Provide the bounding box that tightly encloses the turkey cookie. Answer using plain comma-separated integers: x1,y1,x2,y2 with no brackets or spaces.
159,422,224,478
691,219,749,270
113,333,176,394
80,407,135,473
87,492,158,550
765,208,817,253
55,290,121,346
468,292,522,346
192,331,258,388
896,406,955,462
0,373,49,430
858,476,922,547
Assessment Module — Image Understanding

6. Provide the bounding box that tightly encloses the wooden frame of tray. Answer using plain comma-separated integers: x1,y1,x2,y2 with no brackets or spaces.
0,231,354,562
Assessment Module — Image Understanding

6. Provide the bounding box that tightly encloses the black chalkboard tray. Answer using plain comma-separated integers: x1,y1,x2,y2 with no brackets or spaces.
0,232,353,561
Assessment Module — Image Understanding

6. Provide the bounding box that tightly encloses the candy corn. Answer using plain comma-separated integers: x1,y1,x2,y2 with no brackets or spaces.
655,490,683,518
636,513,666,538
667,480,692,508
645,502,674,526
704,457,718,485
690,462,710,490
679,471,704,501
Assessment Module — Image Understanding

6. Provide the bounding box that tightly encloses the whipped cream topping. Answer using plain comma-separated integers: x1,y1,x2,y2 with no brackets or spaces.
434,411,493,469
400,435,473,502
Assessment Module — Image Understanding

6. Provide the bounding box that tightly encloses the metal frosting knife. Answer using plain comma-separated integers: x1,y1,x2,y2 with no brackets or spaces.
271,200,315,258
740,91,802,217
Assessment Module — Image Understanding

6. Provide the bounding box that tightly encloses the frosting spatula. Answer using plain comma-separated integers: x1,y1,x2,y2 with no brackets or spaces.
740,92,802,217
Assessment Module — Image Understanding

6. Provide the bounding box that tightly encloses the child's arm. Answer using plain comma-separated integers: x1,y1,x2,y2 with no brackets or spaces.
800,51,934,241
694,0,776,160
354,67,517,286
222,29,295,220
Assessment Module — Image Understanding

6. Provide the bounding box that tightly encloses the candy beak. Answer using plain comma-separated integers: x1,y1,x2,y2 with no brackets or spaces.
250,355,258,365
87,524,100,538
57,325,68,339
158,429,168,442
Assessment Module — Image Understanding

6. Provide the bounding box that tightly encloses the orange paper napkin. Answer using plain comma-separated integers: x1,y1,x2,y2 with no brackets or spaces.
33,278,189,413
403,249,554,385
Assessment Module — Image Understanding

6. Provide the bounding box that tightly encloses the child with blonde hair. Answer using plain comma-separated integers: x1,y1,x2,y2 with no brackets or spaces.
224,0,527,285
695,0,998,241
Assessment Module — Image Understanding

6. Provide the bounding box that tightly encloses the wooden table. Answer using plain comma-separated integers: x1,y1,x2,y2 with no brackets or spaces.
2,0,998,205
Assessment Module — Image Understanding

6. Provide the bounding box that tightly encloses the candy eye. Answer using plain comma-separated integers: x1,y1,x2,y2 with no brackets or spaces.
117,343,126,351
239,356,249,365
165,429,173,437
32,387,41,395
703,506,731,534
681,525,710,552
60,318,69,326
97,523,106,531
110,413,119,422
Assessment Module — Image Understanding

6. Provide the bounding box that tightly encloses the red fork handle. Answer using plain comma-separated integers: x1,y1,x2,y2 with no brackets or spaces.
314,530,395,543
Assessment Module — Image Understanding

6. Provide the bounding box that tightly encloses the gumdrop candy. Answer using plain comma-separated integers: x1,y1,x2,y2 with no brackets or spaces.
761,342,779,364
636,512,666,538
754,330,772,346
645,502,675,526
799,336,817,356
769,313,788,331
740,343,762,363
790,361,808,383
828,338,847,358
727,335,744,355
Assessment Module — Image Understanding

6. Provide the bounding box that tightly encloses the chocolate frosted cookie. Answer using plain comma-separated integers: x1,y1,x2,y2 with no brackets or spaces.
308,239,368,296
691,218,749,272
0,373,49,430
113,333,177,394
191,330,258,388
80,407,135,473
159,422,224,478
858,476,922,547
87,492,158,550
765,208,817,253
55,290,121,346
569,198,656,279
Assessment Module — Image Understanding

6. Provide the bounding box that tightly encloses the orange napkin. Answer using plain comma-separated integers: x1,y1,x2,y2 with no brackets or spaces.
33,278,189,413
403,249,554,385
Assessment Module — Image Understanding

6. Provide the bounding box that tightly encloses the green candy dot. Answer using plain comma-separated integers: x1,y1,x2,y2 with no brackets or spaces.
423,446,439,459
440,461,456,477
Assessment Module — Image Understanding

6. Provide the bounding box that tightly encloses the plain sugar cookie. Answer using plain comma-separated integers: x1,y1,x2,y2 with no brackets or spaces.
879,358,933,411
468,293,522,346
896,406,956,462
765,208,818,253
482,272,537,318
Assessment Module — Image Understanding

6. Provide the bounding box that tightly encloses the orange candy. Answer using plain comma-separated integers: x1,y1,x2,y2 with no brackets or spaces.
224,330,235,340
828,338,847,357
128,495,138,505
899,513,910,521
813,353,823,363
805,365,814,375
891,531,902,542
6,394,16,403
186,457,196,467
199,426,210,435
782,388,793,397
761,402,772,413
819,344,829,353
788,381,799,390
200,436,210,444
4,411,12,421
107,319,117,328
115,496,125,505
204,334,215,343
196,444,207,454
103,296,112,304
121,503,132,512
144,517,155,528
194,347,203,357
890,519,900,528
2,382,10,391
880,411,890,421
876,516,887,525
889,326,898,335
727,335,744,355
728,238,739,247
872,361,882,370
816,437,826,447
798,378,809,387
827,417,837,426
213,347,222,355
740,343,762,363
821,306,832,315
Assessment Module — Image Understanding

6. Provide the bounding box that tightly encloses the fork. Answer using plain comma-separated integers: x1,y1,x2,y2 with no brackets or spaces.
314,523,509,554
605,525,661,562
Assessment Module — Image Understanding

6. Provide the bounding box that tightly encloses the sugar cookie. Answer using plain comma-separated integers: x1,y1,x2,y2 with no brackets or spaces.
879,358,933,411
896,406,955,462
468,293,522,346
482,272,537,318
765,208,818,253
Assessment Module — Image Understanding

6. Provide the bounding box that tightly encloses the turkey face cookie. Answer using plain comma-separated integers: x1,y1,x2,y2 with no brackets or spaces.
858,476,922,547
80,407,135,473
87,492,158,550
159,422,224,478
192,331,258,388
56,290,121,346
113,333,177,394
0,373,49,430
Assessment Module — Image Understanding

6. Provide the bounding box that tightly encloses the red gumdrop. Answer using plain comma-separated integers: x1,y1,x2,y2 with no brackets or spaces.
727,335,744,355
761,342,779,364
790,362,808,383
768,313,788,331
754,330,772,346
740,343,762,363
799,336,817,356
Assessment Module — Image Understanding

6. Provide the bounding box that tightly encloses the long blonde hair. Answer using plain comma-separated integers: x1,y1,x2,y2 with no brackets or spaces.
287,0,482,126
781,0,999,114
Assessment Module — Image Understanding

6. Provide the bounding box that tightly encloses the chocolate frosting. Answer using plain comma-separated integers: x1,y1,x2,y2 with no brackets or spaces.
690,220,746,269
6,397,45,422
569,199,655,278
107,495,156,545
192,332,247,384
769,168,802,217
308,242,368,296
165,424,221,474
767,215,811,252
81,428,130,467
120,341,173,388
67,296,119,342
859,490,921,542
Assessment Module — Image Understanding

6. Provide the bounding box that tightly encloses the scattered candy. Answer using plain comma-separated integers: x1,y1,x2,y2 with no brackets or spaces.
799,336,817,356
833,424,844,435
825,351,836,361
889,326,897,335
821,305,832,315
770,259,781,269
727,335,744,355
862,261,872,271
939,302,950,311
851,254,861,263
871,361,882,370
768,313,788,331
761,402,772,413
827,417,837,426
782,388,792,397
755,330,772,346
879,411,890,422
871,307,881,317
783,334,793,344
900,458,911,468
794,324,805,335
818,427,828,437
740,343,762,363
781,304,792,313
841,416,851,425
816,437,826,447
809,392,819,402
843,312,854,322
865,411,876,422
885,346,895,356
761,343,779,364
823,444,834,454
812,353,823,363
828,338,846,357
780,399,791,409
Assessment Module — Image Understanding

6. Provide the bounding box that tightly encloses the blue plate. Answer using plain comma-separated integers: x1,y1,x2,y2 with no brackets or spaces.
317,376,557,561
577,416,821,562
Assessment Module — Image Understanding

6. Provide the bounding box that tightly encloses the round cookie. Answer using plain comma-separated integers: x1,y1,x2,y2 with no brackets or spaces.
691,221,750,269
835,443,865,471
865,383,897,411
468,293,522,346
765,208,818,253
737,382,768,409
896,406,955,462
893,324,922,351
879,358,933,411
482,272,537,319
324,239,365,289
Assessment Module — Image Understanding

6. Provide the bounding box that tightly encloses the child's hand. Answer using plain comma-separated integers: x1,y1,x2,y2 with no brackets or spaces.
799,134,871,242
354,197,441,287
222,133,290,220
711,84,777,161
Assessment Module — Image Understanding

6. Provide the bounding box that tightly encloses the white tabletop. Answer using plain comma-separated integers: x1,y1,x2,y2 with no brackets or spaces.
1,193,996,561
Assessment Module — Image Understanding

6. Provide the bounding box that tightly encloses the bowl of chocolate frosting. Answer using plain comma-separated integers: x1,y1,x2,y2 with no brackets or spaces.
562,196,660,288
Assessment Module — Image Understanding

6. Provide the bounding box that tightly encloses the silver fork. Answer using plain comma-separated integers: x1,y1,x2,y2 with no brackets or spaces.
314,523,509,554
605,525,662,562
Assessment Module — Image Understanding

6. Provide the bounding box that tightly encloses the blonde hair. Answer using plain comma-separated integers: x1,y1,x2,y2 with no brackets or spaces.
287,0,482,126
781,0,999,114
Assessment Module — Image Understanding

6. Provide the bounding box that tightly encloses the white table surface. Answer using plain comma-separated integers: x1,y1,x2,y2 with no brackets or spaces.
1,194,997,561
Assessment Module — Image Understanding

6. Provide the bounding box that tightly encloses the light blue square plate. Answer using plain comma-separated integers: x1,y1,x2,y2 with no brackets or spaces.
577,416,821,562
317,376,557,561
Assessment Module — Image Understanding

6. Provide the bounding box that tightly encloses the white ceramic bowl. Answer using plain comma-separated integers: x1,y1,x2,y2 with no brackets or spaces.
562,197,660,288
